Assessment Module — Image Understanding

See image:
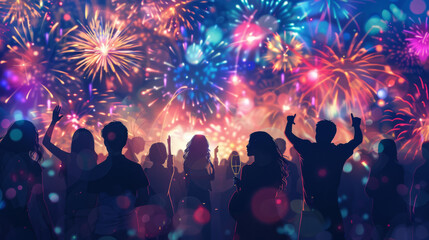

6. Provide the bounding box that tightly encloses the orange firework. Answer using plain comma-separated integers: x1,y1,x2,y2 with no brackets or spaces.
62,14,143,84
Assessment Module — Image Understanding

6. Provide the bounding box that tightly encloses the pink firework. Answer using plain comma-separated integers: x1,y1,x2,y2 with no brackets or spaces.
404,18,429,62
383,77,429,160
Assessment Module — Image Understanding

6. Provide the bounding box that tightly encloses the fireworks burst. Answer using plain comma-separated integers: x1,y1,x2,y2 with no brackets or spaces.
1,0,45,25
229,0,302,33
301,0,366,35
228,0,303,64
377,21,422,74
2,19,76,104
264,32,306,73
296,33,393,119
404,18,429,63
383,77,429,159
62,15,143,84
157,0,210,37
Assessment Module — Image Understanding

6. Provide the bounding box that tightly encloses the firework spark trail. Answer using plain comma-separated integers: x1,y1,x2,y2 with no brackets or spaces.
228,0,304,67
155,0,210,37
404,18,429,63
300,0,366,37
383,77,429,159
1,0,45,25
3,17,76,104
62,15,143,84
293,32,399,120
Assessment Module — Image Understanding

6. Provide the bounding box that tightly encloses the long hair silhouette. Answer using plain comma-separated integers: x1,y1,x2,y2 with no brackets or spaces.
183,135,211,170
0,120,43,162
71,128,95,154
249,131,288,190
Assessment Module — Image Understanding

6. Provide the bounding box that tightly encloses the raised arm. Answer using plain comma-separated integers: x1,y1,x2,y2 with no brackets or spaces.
345,114,363,149
284,114,307,146
42,106,69,161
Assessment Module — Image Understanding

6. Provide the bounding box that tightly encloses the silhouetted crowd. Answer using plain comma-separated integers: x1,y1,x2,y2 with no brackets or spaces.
0,107,428,240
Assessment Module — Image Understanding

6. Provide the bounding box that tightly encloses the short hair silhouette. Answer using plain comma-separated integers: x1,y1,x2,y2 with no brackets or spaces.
378,139,397,162
0,120,43,162
102,121,128,152
422,141,429,161
275,138,286,154
316,120,337,143
71,128,95,153
149,142,167,165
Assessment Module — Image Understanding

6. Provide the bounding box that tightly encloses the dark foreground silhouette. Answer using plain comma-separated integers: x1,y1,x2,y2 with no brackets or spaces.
366,139,408,239
43,106,97,239
229,131,289,240
0,120,56,240
88,121,149,239
285,114,362,239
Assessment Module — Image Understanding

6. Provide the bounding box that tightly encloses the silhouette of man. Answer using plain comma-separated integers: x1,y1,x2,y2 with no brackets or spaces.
285,114,362,240
88,121,149,239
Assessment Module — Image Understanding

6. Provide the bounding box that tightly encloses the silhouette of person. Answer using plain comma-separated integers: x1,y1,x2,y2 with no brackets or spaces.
124,136,145,163
411,142,429,231
285,114,362,240
143,142,174,239
366,139,408,239
88,121,149,239
0,120,56,240
229,131,289,240
275,138,301,201
170,149,186,212
183,135,215,240
43,106,97,239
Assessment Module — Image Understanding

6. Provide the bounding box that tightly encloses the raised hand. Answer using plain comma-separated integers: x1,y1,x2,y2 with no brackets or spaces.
351,113,361,127
51,105,63,124
287,114,296,125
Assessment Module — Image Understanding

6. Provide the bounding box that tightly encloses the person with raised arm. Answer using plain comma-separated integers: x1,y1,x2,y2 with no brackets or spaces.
43,106,97,239
285,114,362,240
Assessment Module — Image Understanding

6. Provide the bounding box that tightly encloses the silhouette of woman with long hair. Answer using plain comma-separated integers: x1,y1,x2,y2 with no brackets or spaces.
0,120,55,239
183,135,215,240
366,139,408,239
43,106,97,239
229,131,289,240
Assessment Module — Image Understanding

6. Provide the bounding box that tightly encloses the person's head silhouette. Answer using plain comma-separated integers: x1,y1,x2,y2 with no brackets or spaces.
102,121,128,154
149,142,167,166
315,120,337,144
72,128,95,153
422,141,429,162
184,135,209,160
247,131,288,188
0,120,43,162
378,139,397,162
275,138,286,155
247,132,281,166
184,135,210,170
